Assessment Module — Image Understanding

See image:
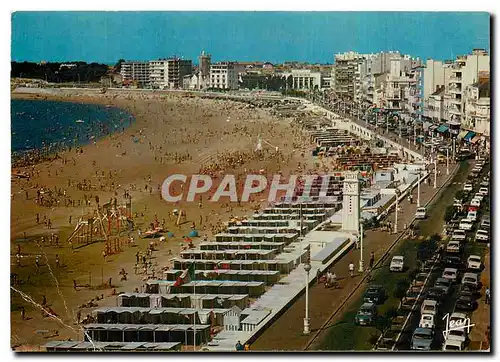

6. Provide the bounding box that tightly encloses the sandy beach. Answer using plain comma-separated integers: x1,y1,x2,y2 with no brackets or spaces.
10,89,319,349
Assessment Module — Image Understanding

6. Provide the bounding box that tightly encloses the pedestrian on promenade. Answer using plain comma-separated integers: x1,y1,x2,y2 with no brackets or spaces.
349,262,355,277
55,254,60,268
316,269,321,285
486,287,491,305
331,271,338,289
369,251,375,269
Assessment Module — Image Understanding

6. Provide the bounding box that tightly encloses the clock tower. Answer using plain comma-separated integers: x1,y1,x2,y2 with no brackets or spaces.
342,171,360,234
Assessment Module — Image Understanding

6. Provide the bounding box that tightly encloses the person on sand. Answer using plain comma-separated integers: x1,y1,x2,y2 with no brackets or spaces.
73,280,78,291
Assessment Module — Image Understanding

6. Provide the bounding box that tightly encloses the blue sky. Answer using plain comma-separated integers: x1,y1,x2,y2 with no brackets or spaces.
11,12,490,64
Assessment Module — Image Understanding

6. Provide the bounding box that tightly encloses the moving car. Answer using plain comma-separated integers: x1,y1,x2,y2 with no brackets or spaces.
463,183,473,192
442,268,458,283
411,327,434,350
390,256,404,272
363,285,386,304
355,302,377,326
415,207,427,219
467,255,482,271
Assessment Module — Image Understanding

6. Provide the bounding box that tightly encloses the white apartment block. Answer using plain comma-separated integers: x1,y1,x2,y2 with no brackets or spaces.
381,57,422,113
149,58,192,89
120,61,150,87
443,49,489,126
464,79,490,136
209,62,239,90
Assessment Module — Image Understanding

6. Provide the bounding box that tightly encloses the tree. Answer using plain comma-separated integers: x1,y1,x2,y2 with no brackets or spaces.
114,59,125,73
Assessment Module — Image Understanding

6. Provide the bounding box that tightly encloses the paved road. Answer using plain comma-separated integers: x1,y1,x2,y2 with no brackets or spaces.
250,160,458,351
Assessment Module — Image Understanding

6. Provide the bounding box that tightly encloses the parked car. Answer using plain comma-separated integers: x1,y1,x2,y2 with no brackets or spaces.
480,180,489,188
420,299,438,316
415,207,427,219
470,198,481,207
459,219,473,231
390,256,404,272
480,217,490,229
442,338,464,351
363,285,386,304
413,273,429,287
459,284,481,298
426,287,446,302
461,272,480,289
478,187,489,196
451,229,466,242
473,193,484,202
467,211,477,222
419,314,435,329
442,268,458,283
446,240,461,254
455,295,478,311
463,183,473,192
441,255,463,270
355,302,378,326
467,255,482,270
411,327,434,350
401,286,423,310
475,229,489,243
434,277,452,295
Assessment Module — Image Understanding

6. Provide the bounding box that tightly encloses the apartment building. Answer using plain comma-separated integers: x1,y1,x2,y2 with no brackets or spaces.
149,58,192,89
333,51,364,101
120,61,150,87
464,78,490,136
209,62,239,90
443,49,489,126
381,57,422,112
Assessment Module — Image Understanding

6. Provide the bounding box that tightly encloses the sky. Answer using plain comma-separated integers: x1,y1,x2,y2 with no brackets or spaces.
11,11,490,64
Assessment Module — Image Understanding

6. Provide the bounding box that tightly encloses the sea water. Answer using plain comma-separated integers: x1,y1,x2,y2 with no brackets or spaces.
11,99,134,154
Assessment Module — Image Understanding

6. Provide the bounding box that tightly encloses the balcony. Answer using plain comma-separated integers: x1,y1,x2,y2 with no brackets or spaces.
449,98,462,105
449,87,462,94
448,107,461,115
449,76,462,83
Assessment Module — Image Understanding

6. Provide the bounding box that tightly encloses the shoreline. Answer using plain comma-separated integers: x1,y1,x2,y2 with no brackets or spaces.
11,95,136,167
10,88,314,349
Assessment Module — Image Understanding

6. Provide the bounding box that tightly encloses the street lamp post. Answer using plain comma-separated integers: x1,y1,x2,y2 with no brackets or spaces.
303,263,311,335
417,171,421,207
358,222,364,273
394,190,400,234
434,159,437,189
414,124,417,146
446,147,450,175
